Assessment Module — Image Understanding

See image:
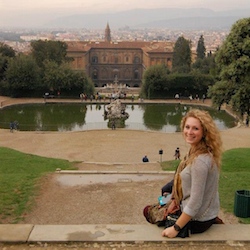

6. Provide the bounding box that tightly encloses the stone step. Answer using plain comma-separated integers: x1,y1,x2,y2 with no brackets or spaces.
0,224,250,244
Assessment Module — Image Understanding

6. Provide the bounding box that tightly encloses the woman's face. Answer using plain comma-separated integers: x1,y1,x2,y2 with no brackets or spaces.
183,117,203,146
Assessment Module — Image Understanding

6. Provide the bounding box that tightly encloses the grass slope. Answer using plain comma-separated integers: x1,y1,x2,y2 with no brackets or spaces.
0,147,74,223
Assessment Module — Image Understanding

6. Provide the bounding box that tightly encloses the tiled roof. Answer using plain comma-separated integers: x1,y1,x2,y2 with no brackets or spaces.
66,41,91,52
67,41,174,53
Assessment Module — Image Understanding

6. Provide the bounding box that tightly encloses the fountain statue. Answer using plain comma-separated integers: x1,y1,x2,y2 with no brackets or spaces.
104,99,129,128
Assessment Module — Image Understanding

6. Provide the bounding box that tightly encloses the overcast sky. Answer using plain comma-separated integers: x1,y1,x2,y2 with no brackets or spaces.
1,0,250,13
0,0,249,27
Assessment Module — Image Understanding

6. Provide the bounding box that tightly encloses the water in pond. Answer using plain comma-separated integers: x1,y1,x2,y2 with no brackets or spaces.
0,103,236,132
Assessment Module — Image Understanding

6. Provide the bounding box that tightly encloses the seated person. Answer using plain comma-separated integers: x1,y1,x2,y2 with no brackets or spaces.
142,155,149,162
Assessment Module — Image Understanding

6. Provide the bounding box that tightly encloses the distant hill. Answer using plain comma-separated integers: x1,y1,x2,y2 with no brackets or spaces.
138,16,243,30
46,8,250,30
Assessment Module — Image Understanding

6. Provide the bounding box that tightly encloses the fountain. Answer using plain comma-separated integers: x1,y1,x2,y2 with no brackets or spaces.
105,76,127,92
104,99,129,128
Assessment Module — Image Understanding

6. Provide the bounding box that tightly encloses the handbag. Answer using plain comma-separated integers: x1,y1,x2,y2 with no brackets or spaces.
165,214,190,238
143,202,170,227
143,198,180,227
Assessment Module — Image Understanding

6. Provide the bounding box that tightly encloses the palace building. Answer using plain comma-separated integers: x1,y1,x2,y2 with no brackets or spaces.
66,23,174,87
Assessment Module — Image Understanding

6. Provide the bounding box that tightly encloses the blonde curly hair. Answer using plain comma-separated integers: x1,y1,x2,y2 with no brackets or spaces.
180,109,223,168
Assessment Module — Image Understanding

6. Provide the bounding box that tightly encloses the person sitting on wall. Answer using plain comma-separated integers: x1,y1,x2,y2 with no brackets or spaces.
142,155,149,162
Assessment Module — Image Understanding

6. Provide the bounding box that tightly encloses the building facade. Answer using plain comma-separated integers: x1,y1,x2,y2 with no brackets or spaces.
66,25,174,87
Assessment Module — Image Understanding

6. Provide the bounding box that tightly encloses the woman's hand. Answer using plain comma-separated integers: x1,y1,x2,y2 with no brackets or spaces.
162,226,178,238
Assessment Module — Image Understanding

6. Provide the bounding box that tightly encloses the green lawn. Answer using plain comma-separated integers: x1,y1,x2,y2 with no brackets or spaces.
219,148,250,223
161,148,250,224
0,147,74,223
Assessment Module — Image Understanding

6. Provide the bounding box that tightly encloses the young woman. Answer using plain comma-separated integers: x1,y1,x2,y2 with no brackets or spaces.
162,109,223,238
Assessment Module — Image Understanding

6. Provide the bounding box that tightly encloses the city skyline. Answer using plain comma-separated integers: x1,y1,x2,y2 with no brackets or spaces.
0,0,250,28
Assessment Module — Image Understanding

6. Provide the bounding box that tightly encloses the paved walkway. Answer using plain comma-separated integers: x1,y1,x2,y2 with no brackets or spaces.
1,224,250,245
0,95,214,107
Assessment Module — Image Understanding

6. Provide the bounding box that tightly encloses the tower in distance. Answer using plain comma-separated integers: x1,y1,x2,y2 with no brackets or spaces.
105,22,111,42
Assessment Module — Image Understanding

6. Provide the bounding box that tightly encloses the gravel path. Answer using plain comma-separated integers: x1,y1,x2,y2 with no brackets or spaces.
20,171,174,225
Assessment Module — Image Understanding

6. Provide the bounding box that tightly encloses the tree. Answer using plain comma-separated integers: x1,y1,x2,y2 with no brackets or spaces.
43,60,65,91
6,54,41,96
192,53,216,75
43,60,94,95
0,54,9,82
30,40,71,68
0,42,16,58
196,35,206,60
141,64,169,98
0,43,16,83
172,36,192,73
208,18,250,116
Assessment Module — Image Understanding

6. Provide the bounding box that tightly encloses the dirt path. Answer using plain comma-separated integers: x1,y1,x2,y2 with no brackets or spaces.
1,126,250,163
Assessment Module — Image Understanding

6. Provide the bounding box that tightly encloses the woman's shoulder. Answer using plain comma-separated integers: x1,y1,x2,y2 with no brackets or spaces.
196,153,212,159
195,153,214,166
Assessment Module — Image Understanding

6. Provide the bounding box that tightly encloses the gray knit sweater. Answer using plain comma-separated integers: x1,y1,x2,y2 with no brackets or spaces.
180,153,220,221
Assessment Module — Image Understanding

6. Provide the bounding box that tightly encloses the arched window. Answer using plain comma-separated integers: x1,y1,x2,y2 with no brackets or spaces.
124,54,129,62
92,56,98,63
134,69,139,79
102,53,107,62
134,56,140,64
101,68,108,79
92,69,98,79
124,68,130,79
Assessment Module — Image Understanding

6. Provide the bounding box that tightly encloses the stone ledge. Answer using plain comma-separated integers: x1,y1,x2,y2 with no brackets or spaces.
0,224,34,242
0,224,249,243
57,170,175,174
